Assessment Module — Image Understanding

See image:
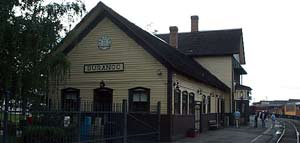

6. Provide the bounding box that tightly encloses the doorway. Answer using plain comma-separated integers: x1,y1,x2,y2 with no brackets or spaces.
195,101,202,132
93,87,113,111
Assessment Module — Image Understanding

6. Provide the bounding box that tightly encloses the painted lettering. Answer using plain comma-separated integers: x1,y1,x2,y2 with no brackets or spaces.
84,63,124,73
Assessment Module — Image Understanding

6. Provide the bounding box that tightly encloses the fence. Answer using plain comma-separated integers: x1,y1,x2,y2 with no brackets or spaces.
0,92,161,143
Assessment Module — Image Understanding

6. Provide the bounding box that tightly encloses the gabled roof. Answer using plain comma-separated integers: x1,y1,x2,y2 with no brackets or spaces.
57,2,230,92
156,29,244,57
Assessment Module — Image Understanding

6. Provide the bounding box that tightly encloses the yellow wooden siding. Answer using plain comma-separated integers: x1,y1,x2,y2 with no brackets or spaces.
173,73,228,114
194,56,233,89
194,56,233,113
49,18,168,113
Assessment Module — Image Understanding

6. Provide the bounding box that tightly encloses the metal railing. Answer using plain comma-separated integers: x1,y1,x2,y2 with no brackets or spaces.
0,92,161,143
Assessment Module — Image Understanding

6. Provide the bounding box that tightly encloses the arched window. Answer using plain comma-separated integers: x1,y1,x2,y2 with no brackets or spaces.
174,89,181,114
182,91,188,115
129,87,150,112
189,92,195,114
61,87,80,111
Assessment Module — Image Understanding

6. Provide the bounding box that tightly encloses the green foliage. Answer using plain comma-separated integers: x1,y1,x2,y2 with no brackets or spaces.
0,0,86,99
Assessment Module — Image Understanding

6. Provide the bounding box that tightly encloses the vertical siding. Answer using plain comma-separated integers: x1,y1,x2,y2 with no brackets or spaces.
50,18,168,113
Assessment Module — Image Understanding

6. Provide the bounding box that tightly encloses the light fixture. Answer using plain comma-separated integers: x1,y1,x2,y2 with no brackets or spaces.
157,69,162,75
100,80,105,88
197,89,202,95
173,81,180,90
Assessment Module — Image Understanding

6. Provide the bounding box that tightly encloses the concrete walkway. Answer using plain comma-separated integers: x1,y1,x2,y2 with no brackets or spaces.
175,116,280,143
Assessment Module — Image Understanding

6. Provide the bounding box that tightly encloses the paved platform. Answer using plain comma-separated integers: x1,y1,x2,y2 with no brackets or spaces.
175,116,281,143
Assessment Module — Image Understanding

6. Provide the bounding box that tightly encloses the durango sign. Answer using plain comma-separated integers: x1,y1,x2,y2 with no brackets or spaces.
84,63,124,73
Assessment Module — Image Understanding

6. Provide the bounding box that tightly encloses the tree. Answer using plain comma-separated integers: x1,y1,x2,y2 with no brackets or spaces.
0,0,85,104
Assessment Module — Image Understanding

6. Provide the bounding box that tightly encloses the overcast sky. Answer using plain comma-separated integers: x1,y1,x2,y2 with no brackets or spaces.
48,0,300,103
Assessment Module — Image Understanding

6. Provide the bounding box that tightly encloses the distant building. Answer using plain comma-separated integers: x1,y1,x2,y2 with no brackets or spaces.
251,99,300,116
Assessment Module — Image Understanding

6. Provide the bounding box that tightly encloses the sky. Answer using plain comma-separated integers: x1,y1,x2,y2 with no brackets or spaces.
48,0,300,103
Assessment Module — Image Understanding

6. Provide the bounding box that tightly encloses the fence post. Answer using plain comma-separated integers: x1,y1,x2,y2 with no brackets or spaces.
78,97,82,142
2,90,10,143
157,101,161,142
122,100,127,143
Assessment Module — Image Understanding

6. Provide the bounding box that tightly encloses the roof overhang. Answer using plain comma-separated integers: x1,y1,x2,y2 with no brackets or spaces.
233,58,247,75
239,34,246,64
235,84,252,91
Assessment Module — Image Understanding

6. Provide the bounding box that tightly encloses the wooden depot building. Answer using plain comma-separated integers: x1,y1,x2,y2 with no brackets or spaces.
49,2,248,141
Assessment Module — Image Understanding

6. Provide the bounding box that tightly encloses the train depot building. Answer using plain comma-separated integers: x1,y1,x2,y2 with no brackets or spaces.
50,2,251,141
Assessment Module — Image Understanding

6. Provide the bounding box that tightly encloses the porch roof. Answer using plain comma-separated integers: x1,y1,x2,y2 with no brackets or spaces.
235,84,252,91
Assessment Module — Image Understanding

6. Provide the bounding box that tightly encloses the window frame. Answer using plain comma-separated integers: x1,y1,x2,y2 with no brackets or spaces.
174,89,181,115
203,95,206,114
61,87,80,111
128,87,150,112
182,91,188,115
208,95,211,113
189,92,195,114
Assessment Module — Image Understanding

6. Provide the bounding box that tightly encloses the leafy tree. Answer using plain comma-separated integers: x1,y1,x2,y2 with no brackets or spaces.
0,0,85,105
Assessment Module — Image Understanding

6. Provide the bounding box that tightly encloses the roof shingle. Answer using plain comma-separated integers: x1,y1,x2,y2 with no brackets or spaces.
156,29,243,56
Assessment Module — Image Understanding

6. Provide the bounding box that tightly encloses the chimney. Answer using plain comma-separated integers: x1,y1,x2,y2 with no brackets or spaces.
169,26,178,48
191,15,199,32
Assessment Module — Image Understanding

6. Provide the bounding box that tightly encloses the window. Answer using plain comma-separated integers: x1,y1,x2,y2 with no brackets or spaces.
182,91,188,115
174,89,181,114
203,95,206,113
129,87,150,112
208,96,211,113
61,88,80,111
189,93,195,114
